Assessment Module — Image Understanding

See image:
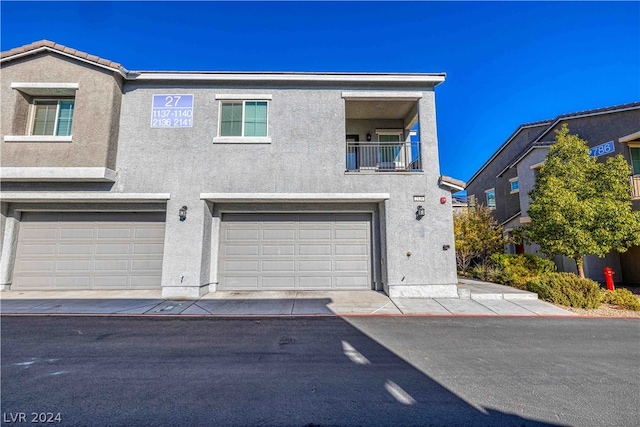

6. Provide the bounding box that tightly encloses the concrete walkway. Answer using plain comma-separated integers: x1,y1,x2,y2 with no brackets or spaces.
0,280,575,316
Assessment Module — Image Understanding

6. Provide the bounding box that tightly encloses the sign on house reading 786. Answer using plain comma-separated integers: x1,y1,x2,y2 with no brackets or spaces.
151,94,193,128
589,141,615,158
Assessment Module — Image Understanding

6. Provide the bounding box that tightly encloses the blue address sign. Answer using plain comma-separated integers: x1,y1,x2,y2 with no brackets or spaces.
589,141,615,158
151,94,194,128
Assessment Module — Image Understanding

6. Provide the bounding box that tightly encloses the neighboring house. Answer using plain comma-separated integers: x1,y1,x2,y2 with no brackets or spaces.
466,103,640,284
0,40,459,299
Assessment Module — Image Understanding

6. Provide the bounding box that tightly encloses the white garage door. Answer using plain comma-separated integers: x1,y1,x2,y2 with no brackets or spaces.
13,212,165,290
219,213,372,290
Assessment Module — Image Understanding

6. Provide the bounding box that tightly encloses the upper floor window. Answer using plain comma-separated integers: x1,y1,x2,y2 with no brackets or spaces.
509,177,520,193
631,147,640,175
30,99,75,136
220,101,268,137
485,188,496,209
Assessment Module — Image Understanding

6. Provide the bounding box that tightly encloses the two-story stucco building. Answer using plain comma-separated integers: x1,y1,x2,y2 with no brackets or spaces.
466,103,640,285
0,40,459,299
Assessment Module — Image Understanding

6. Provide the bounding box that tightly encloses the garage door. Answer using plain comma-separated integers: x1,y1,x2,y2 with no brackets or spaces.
219,213,372,290
13,212,165,290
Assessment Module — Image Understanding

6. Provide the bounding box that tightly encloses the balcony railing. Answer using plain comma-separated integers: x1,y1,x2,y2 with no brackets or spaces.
631,174,640,199
346,141,422,172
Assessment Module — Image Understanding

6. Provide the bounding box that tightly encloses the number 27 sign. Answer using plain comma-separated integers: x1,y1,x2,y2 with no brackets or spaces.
151,94,194,128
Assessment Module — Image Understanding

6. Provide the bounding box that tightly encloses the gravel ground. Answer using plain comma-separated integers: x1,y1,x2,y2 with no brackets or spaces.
562,303,640,317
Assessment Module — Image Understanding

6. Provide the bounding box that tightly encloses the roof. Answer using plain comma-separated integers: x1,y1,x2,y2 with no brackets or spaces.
0,40,446,85
0,40,127,76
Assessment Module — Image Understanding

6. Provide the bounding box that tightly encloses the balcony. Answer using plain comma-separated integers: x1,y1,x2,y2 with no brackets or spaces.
631,175,640,199
346,141,421,172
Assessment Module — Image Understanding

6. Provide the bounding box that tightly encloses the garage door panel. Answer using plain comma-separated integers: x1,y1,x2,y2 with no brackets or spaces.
219,213,372,290
262,260,295,272
336,276,370,288
94,259,130,271
133,243,164,255
335,260,369,272
299,244,332,256
23,228,58,239
262,245,294,256
298,276,332,289
262,276,296,288
135,228,165,239
263,229,295,240
225,276,259,289
225,260,259,272
97,228,132,239
21,244,57,255
335,244,368,255
334,229,367,240
56,260,92,271
17,277,52,288
299,229,331,240
226,229,260,240
93,276,129,288
225,244,260,256
59,244,93,255
18,260,55,272
61,228,94,239
55,276,91,288
131,259,163,271
13,212,165,290
298,260,332,272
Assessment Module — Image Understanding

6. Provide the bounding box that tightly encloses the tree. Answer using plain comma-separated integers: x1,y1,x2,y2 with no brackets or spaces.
453,205,507,273
525,124,640,278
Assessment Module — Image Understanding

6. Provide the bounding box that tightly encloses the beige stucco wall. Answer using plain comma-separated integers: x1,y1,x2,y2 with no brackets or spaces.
1,53,123,169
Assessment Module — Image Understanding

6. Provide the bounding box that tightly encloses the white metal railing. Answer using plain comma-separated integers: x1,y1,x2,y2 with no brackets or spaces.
631,175,640,199
346,141,421,172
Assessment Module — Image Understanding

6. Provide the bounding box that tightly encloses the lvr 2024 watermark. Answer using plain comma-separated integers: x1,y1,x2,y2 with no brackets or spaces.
2,413,61,424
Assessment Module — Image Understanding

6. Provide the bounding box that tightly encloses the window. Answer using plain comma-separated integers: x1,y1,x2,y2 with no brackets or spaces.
631,147,640,174
485,188,496,209
30,99,74,136
220,101,268,137
509,177,520,193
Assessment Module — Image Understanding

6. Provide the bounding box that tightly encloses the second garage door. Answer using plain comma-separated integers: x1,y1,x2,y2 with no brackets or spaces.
219,213,372,290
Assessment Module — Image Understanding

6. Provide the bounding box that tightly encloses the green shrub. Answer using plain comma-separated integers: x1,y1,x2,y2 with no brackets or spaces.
526,273,601,308
601,289,640,311
489,254,557,289
469,263,506,283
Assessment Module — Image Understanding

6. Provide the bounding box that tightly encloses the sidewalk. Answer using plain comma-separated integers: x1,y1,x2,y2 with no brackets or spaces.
0,280,575,317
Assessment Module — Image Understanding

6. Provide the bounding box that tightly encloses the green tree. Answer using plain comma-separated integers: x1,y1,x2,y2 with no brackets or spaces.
525,124,640,278
453,205,507,273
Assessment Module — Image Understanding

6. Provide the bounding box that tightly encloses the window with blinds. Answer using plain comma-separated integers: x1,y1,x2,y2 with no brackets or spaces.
31,99,74,136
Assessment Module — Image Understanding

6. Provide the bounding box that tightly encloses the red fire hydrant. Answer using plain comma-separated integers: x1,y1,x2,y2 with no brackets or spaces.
604,267,615,291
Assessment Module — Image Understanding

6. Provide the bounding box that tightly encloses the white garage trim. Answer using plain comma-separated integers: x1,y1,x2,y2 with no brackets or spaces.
201,193,390,203
1,192,171,203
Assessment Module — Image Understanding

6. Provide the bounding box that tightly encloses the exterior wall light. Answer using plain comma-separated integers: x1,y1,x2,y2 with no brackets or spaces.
416,205,425,219
366,133,372,141
179,206,188,222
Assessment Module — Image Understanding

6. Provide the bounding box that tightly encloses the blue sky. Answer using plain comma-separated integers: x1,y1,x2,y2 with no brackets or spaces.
2,1,638,183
